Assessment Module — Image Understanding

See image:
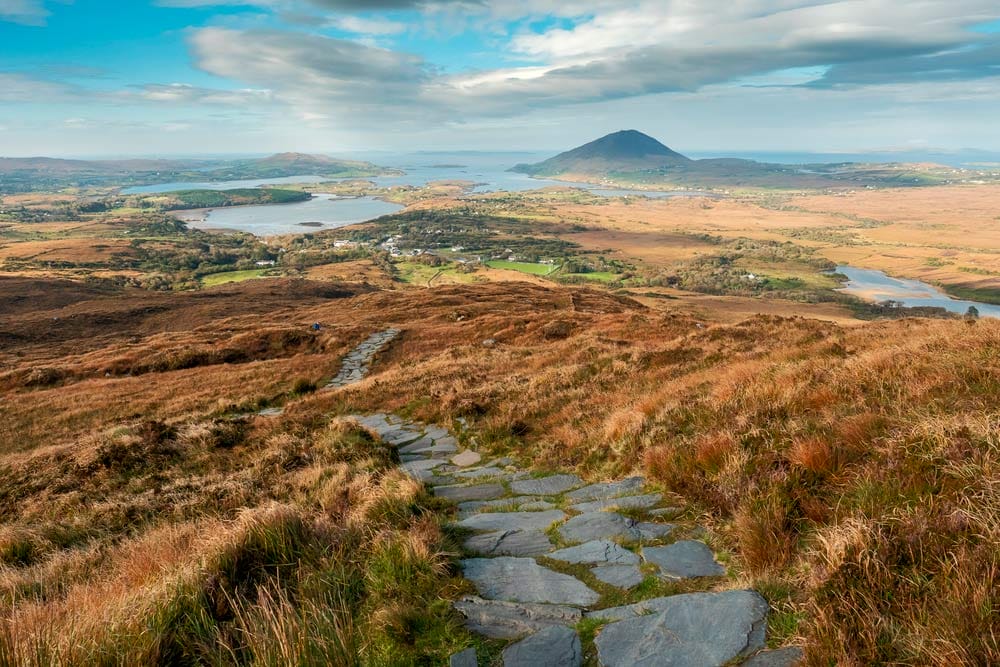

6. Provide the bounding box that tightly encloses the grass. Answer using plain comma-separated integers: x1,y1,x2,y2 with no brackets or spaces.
485,260,559,276
202,269,270,287
560,271,619,283
0,416,472,666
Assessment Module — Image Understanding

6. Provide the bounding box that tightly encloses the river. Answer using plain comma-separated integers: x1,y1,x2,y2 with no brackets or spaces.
836,265,1000,318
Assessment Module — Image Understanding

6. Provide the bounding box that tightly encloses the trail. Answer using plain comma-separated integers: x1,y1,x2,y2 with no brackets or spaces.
332,331,804,667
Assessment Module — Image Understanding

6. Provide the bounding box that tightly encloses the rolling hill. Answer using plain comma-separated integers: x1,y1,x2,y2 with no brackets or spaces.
0,153,396,194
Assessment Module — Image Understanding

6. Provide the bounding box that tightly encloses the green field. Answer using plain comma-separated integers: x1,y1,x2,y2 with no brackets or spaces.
395,261,478,286
561,271,620,283
485,260,559,275
201,269,270,287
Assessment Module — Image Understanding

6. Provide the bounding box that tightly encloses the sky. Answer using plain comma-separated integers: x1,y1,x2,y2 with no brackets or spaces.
1,0,999,157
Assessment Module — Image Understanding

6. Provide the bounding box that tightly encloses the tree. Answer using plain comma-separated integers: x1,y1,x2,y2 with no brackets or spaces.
965,305,980,320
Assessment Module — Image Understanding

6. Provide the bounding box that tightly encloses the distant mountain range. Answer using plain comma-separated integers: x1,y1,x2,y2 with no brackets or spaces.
0,153,396,194
513,130,990,189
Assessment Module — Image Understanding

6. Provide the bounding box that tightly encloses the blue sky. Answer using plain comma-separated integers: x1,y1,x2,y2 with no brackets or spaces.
2,0,1000,156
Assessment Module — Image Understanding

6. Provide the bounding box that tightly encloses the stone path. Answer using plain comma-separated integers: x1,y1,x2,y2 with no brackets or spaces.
324,328,399,390
254,329,400,418
350,411,804,667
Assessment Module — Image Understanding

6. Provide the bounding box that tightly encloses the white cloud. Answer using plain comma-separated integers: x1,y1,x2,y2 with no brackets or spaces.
0,0,50,26
329,15,406,35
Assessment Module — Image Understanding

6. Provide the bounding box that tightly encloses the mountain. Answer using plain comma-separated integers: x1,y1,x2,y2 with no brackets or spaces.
513,130,690,176
511,130,974,189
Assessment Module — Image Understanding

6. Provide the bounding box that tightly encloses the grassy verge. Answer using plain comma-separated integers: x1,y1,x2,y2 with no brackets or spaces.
0,414,472,666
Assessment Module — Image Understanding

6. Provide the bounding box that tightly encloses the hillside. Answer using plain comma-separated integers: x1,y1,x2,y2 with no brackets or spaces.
0,276,997,664
0,153,394,194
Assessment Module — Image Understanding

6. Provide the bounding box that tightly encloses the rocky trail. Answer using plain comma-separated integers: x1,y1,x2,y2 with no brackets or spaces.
332,331,804,666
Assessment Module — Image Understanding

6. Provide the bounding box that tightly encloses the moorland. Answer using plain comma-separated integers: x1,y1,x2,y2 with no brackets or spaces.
1,146,999,665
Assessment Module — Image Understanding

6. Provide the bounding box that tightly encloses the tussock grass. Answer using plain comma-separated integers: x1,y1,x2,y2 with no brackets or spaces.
3,279,1000,662
0,413,469,666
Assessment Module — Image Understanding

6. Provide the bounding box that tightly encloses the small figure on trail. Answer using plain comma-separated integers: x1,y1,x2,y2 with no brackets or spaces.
311,322,322,331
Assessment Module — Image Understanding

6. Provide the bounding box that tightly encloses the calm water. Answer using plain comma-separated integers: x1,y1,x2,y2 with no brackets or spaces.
836,266,1000,318
123,175,332,194
122,152,715,198
177,194,402,237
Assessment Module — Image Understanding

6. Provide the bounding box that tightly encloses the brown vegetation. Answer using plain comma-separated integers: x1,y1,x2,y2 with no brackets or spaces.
2,236,999,663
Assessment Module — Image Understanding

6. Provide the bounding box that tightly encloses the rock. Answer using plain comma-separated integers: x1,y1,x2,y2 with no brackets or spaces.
557,512,642,543
455,467,507,479
435,435,459,449
457,510,565,533
449,647,477,667
636,522,674,540
518,500,557,511
569,493,662,514
423,425,450,440
461,557,600,606
398,437,435,453
564,477,645,503
643,540,725,579
742,647,805,667
648,506,683,518
548,540,640,565
453,596,581,639
399,458,443,475
592,591,768,666
424,474,458,486
502,625,582,667
592,565,644,589
434,483,506,503
465,529,554,557
452,450,482,467
510,474,583,496
459,497,529,514
411,443,460,456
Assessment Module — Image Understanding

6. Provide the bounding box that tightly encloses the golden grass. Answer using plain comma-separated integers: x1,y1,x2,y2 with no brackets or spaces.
2,274,999,663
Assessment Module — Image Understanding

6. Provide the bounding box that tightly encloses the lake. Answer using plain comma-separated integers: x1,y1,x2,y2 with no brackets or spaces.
123,175,333,194
175,194,402,237
836,265,1000,318
123,151,715,199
